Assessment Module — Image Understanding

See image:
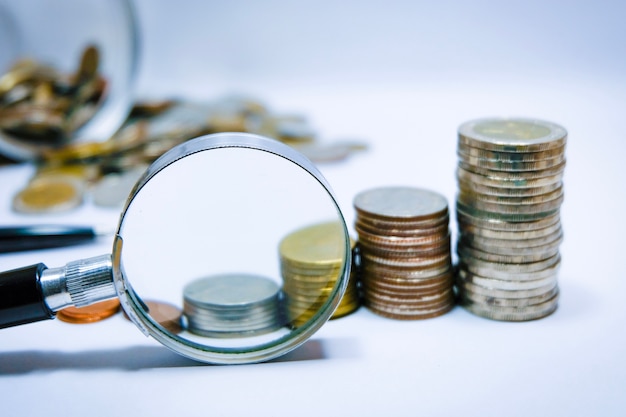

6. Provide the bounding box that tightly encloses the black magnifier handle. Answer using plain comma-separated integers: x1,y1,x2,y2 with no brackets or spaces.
0,263,53,327
0,255,116,329
0,225,100,253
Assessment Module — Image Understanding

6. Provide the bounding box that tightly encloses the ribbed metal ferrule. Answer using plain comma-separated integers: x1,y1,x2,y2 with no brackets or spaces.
65,254,116,307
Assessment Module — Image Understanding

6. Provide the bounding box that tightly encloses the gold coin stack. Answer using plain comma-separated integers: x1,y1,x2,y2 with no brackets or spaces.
279,221,359,328
353,187,455,320
455,118,567,321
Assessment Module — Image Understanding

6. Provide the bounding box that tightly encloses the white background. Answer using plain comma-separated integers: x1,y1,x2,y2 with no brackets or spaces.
1,0,625,416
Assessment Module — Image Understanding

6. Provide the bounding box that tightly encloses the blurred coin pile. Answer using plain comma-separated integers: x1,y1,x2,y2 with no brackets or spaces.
9,96,367,214
354,187,455,320
455,118,566,321
183,273,284,337
279,221,359,328
0,45,104,146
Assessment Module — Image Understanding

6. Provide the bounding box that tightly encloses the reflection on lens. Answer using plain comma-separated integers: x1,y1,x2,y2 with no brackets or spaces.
114,133,350,364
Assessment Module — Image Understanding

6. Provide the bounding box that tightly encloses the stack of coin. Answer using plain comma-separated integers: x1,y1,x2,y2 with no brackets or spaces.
354,187,455,320
279,221,359,328
0,45,104,145
182,273,285,338
455,117,567,321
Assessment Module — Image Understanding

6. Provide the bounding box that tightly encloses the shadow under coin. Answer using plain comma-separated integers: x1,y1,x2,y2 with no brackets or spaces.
0,345,202,375
272,337,360,363
0,337,359,375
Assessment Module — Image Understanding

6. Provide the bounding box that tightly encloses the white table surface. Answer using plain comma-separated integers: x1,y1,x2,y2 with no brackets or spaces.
1,1,625,416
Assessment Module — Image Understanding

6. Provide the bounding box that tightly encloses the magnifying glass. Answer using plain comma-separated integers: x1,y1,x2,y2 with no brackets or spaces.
0,132,351,364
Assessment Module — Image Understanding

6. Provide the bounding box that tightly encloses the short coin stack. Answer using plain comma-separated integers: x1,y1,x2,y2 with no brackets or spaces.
354,187,455,320
455,117,567,321
182,273,284,337
279,221,359,328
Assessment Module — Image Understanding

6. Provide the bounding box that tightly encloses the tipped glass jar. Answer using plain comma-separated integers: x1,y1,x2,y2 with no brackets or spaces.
0,0,138,160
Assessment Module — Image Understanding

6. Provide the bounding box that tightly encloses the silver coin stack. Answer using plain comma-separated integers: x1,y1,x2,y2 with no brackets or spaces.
183,273,285,337
455,118,567,321
354,187,455,320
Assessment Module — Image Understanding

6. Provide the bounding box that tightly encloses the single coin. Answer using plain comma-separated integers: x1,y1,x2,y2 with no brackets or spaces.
279,221,348,268
355,217,449,237
460,292,559,321
362,255,451,275
76,45,100,81
457,166,564,189
12,176,83,213
458,258,560,282
457,177,562,197
456,200,559,223
331,299,360,319
92,167,147,208
458,285,559,308
458,252,561,274
364,299,454,320
57,298,120,324
456,268,558,291
355,225,449,247
457,151,566,171
361,251,451,268
184,273,281,308
354,186,448,221
358,241,451,260
366,287,454,305
457,279,558,299
362,263,453,283
457,192,564,215
458,219,561,240
457,244,559,264
457,142,566,162
456,206,560,231
458,159,566,180
458,118,567,152
458,185,563,205
363,277,454,299
459,233,563,256
144,300,183,333
292,141,368,163
460,228,563,249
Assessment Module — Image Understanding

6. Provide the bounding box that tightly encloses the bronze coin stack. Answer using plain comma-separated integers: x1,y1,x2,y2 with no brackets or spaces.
354,187,455,320
455,118,567,321
279,221,359,328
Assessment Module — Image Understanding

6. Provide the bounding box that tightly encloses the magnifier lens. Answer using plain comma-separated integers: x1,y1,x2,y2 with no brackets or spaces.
114,133,350,364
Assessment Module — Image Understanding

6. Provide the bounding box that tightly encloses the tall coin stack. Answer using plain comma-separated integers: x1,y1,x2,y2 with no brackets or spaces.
354,187,455,320
279,221,359,328
455,118,567,321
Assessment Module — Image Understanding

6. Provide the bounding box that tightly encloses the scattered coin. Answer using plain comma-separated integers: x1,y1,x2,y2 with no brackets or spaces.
122,300,183,334
57,298,120,324
8,94,367,214
0,45,105,146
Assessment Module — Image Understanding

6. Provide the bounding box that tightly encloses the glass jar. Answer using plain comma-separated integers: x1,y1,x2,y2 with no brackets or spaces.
0,0,138,160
